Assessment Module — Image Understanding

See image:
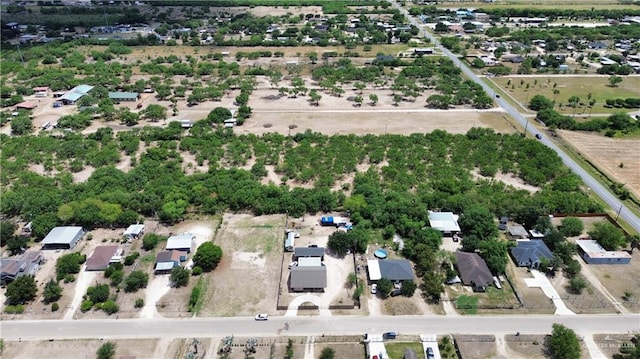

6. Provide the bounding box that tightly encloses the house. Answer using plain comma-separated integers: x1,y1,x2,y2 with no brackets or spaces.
86,245,120,271
33,87,50,97
293,247,325,261
414,48,434,55
123,224,145,240
576,239,631,265
154,250,186,274
60,85,94,105
298,257,322,267
367,259,414,282
510,240,554,269
428,211,461,236
455,251,494,292
15,101,37,110
166,233,195,253
108,91,140,102
41,226,85,250
0,251,44,285
290,266,327,292
506,224,529,240
284,232,295,252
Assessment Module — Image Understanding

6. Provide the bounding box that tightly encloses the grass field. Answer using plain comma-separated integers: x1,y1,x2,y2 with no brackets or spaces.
491,76,640,115
385,342,425,359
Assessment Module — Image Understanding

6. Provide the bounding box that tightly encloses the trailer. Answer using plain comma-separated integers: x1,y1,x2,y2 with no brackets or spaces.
320,216,348,227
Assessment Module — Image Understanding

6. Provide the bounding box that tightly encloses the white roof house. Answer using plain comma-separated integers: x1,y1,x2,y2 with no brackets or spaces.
123,224,145,239
428,211,461,234
166,233,195,253
41,226,84,249
367,259,382,281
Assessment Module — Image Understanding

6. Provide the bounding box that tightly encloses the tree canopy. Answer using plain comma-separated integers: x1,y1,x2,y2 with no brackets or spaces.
546,324,581,359
6,275,37,305
589,221,626,251
193,242,223,272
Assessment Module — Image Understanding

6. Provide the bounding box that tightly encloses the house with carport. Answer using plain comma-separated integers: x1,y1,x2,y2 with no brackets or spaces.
154,250,187,274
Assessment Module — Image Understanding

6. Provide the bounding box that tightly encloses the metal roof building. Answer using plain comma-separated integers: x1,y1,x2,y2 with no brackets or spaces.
428,211,461,235
367,259,414,282
123,224,145,240
108,91,139,102
60,85,94,104
166,233,195,253
293,247,324,260
576,239,631,265
41,226,84,249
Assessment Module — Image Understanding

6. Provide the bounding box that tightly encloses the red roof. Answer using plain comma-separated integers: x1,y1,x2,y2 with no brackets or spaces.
33,87,49,92
86,245,119,271
15,101,37,109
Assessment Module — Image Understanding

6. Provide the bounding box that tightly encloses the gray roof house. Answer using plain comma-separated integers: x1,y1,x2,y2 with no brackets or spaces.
41,226,84,249
455,251,494,292
154,250,186,274
367,259,414,282
108,91,140,102
293,247,325,260
290,266,327,292
510,240,554,269
1,251,44,285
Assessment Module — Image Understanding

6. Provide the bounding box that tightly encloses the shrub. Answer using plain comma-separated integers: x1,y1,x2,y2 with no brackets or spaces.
170,266,190,287
4,305,25,314
191,266,203,276
142,233,165,251
81,300,94,312
124,270,148,292
569,277,587,294
51,302,59,312
101,300,119,315
135,298,145,308
123,251,139,265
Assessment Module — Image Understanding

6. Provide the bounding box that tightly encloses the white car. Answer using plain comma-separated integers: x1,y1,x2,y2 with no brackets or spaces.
371,284,378,294
288,261,298,269
255,313,268,321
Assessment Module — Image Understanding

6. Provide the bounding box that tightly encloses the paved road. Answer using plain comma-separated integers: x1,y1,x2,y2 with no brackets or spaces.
2,315,638,341
393,1,640,233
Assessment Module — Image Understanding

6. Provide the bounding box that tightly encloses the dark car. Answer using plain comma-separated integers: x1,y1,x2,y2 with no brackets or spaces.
390,289,402,297
426,347,435,359
535,133,542,140
495,94,501,98
382,331,397,339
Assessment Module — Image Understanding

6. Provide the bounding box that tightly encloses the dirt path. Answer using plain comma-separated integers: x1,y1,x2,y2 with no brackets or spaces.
367,296,381,317
139,275,171,319
63,268,96,320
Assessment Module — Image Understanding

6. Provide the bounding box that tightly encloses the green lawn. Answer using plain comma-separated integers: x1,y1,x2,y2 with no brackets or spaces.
455,295,478,314
385,342,425,359
492,76,640,115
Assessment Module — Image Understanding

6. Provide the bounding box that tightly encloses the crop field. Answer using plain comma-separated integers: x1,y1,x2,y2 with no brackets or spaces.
558,130,640,200
491,76,640,115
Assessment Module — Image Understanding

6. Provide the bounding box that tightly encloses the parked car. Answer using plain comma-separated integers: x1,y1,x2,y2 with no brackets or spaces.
382,331,397,340
255,313,268,321
371,283,378,294
288,261,298,269
426,347,435,359
535,133,542,140
308,244,318,248
390,289,402,297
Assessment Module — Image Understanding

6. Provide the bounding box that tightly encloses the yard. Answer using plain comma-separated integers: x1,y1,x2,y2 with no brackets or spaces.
491,76,640,115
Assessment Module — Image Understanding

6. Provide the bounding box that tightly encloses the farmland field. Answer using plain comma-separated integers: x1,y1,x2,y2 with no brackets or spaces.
558,130,640,200
491,76,640,115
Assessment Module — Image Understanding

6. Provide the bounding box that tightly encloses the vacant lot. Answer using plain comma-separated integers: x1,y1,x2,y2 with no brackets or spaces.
504,261,555,314
492,76,640,115
2,339,159,359
558,130,640,200
584,250,640,313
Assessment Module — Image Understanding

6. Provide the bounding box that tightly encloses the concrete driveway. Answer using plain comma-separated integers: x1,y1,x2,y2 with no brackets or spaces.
523,270,575,315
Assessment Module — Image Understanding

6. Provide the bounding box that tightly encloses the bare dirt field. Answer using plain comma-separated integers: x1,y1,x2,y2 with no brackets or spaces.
582,249,640,313
558,130,640,200
2,338,159,359
455,335,498,359
504,261,555,314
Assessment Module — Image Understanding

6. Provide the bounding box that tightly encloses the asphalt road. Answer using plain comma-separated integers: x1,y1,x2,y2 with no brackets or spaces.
392,1,640,234
2,315,638,341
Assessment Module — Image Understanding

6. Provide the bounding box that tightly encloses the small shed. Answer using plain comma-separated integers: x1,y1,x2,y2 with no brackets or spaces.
41,226,84,250
123,224,145,240
284,232,295,252
506,224,529,240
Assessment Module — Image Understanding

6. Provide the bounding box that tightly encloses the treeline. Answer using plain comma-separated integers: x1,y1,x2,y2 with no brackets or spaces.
1,128,602,241
481,8,640,21
148,0,390,9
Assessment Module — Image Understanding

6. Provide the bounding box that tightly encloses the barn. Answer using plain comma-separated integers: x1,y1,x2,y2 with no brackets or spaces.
41,226,85,250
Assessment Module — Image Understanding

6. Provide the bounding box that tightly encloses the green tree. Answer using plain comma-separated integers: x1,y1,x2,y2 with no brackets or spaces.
319,347,335,359
459,205,498,239
377,278,393,298
608,75,623,87
529,94,554,111
43,279,63,304
142,233,165,251
96,341,116,359
192,242,223,272
614,335,640,359
401,280,417,297
6,236,28,255
124,270,149,292
56,253,86,281
568,276,587,294
143,104,167,122
308,89,321,106
206,107,232,124
546,324,581,359
589,221,626,250
170,266,190,287
10,116,33,135
1,220,16,246
6,275,37,305
559,217,584,237
422,270,444,303
607,113,635,131
369,93,379,106
87,284,110,303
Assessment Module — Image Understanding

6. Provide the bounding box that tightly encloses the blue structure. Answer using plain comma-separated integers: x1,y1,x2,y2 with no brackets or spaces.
510,240,553,269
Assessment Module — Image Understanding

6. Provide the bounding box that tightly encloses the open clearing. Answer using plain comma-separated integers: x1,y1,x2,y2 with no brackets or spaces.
558,130,640,200
583,249,640,313
491,76,640,115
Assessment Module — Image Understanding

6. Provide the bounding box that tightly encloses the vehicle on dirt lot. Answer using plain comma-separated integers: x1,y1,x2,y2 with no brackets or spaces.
371,284,378,294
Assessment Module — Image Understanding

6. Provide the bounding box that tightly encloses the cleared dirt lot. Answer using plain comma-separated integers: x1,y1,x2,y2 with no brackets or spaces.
582,249,640,313
2,339,159,359
558,130,640,200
